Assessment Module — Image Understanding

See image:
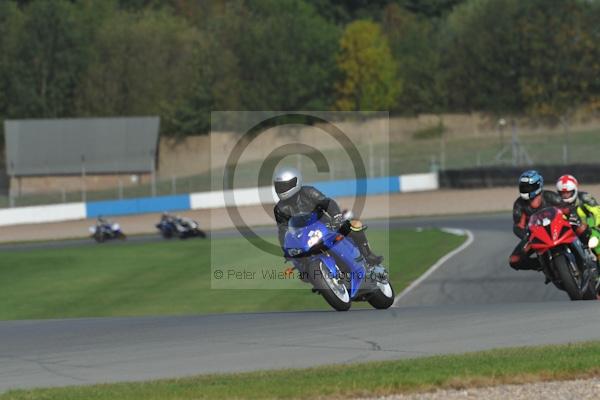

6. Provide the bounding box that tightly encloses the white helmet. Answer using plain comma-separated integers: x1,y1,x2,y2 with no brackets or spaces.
274,167,302,200
556,174,578,204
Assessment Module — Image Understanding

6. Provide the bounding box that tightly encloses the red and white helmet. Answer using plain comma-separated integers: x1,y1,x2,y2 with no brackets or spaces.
556,174,579,204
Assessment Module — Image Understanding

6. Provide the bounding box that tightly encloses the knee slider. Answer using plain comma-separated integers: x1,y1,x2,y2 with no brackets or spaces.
509,255,520,270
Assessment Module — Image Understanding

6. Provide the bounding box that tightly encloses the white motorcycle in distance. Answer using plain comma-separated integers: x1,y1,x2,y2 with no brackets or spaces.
89,217,127,243
156,214,207,239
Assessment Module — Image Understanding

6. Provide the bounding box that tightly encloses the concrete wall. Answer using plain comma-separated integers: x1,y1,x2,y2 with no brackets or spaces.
0,173,439,226
0,202,86,226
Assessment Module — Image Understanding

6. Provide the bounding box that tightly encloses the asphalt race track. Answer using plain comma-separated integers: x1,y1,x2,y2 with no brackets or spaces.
2,213,600,392
387,214,567,305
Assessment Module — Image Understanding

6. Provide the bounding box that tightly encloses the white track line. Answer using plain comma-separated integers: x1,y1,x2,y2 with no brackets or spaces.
392,228,475,307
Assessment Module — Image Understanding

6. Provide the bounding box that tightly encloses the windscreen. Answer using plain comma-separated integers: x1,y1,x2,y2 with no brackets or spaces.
529,208,558,227
288,212,318,228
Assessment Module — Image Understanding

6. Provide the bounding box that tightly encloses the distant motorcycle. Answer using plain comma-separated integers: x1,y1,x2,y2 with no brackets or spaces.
283,211,395,311
527,207,599,300
89,220,126,243
156,216,206,239
156,217,178,239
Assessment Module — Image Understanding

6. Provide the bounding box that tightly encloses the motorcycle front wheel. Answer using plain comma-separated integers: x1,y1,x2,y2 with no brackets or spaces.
554,254,583,301
311,261,351,311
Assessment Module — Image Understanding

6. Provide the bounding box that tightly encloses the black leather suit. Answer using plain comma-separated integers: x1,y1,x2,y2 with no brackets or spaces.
274,186,341,246
274,186,381,264
509,190,563,270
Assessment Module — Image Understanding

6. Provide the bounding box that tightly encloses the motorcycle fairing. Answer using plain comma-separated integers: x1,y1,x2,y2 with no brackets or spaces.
528,208,577,253
284,213,367,299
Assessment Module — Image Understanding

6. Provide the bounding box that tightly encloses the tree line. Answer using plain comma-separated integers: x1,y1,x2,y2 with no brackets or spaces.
0,0,598,138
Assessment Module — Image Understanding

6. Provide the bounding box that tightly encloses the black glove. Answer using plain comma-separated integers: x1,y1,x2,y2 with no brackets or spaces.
568,213,582,226
327,213,344,231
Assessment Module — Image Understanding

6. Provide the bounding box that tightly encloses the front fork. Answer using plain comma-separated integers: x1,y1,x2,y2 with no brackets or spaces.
540,242,588,282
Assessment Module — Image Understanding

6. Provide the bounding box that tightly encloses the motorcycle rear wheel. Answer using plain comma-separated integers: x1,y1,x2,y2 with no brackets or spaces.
582,269,598,300
367,281,395,309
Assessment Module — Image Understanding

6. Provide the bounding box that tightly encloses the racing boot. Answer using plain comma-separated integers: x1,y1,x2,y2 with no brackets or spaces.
349,222,383,266
364,252,384,267
368,264,389,283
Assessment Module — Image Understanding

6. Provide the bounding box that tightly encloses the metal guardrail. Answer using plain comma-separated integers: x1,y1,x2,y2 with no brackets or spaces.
440,164,600,189
0,173,439,226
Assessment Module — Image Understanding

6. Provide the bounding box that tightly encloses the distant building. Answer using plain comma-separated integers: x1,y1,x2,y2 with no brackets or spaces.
4,117,159,196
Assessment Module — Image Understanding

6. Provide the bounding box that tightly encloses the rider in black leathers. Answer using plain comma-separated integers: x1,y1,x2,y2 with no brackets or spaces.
273,167,383,266
510,170,563,271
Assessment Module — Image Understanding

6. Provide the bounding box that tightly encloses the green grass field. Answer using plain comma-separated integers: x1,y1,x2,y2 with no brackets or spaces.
3,341,600,399
0,228,465,320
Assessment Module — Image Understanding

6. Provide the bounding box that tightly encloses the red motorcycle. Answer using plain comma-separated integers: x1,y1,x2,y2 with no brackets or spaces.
527,207,599,300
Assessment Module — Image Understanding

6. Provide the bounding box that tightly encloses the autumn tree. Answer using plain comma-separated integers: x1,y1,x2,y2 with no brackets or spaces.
335,20,399,111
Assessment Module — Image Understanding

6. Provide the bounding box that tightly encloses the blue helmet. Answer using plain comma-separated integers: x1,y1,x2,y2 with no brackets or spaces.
518,170,543,200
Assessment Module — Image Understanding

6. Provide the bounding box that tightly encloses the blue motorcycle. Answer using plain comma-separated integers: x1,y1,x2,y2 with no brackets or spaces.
89,219,126,243
156,219,178,239
156,216,207,239
283,212,395,311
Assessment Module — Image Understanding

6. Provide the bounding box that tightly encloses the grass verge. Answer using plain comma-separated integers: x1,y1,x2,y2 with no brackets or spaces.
0,228,465,320
3,341,600,399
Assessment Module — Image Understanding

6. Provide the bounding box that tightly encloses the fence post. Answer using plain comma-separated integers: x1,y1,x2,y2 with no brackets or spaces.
368,130,375,178
430,155,439,173
81,155,86,202
118,178,123,199
150,151,157,197
440,136,446,171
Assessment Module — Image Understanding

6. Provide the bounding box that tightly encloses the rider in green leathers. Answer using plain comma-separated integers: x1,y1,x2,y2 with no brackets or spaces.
556,174,600,256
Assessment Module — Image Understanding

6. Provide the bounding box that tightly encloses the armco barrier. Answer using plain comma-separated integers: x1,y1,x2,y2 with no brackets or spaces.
190,187,276,210
400,172,439,192
0,202,86,227
440,164,600,189
188,174,435,210
0,173,439,225
311,176,400,198
86,194,190,218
